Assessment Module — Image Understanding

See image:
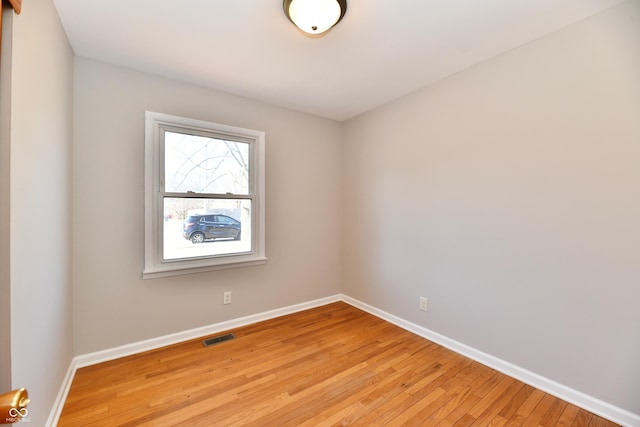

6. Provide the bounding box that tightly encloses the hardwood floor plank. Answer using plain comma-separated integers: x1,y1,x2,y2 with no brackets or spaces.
498,384,536,420
556,404,581,426
485,414,509,426
573,409,595,426
468,376,518,419
470,379,525,426
539,399,568,426
522,393,558,426
515,388,546,419
453,413,478,426
386,387,447,426
57,302,621,426
425,385,474,424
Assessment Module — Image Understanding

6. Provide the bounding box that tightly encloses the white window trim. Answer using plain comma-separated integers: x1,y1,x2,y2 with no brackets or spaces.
143,111,266,279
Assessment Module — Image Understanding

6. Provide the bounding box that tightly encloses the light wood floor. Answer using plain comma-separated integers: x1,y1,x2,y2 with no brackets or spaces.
58,302,619,426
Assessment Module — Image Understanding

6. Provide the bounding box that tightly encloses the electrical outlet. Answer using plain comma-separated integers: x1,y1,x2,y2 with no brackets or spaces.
223,291,231,305
419,296,428,312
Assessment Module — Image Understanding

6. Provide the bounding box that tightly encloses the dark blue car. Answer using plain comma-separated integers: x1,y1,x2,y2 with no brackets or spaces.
183,214,241,243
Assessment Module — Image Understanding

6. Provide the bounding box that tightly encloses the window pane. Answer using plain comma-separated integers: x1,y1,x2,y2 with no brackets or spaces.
163,197,252,261
164,131,250,195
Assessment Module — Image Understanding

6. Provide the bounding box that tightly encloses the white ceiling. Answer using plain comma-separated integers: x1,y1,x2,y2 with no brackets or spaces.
52,0,626,121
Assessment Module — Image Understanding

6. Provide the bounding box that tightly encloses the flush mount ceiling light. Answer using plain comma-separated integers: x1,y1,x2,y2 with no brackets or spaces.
283,0,347,36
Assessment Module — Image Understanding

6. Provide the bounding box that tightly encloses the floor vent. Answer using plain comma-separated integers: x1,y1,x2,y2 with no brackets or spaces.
203,333,236,347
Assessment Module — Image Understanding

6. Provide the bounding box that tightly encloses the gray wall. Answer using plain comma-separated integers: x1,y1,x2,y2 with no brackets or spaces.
1,0,74,425
72,58,343,355
342,0,640,415
0,7,15,394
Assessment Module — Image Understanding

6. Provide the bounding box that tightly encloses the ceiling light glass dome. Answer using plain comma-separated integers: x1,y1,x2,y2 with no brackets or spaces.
284,0,347,35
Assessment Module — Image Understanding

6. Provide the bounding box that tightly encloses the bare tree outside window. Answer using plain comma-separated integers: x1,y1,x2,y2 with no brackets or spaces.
164,132,250,196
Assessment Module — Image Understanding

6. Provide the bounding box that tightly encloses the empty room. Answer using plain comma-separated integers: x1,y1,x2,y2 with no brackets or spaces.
1,0,638,425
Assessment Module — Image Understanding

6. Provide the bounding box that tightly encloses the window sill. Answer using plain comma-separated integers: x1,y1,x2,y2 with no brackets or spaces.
143,256,267,279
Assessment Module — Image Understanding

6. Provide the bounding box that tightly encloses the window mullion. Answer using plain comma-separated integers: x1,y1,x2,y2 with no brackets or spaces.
162,192,253,200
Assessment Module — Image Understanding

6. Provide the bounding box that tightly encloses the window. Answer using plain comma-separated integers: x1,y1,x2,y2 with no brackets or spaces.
144,112,266,278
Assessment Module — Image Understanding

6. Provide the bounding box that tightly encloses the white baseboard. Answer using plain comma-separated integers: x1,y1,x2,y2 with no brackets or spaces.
46,294,341,426
45,359,77,427
342,295,640,427
73,294,341,369
47,293,640,427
